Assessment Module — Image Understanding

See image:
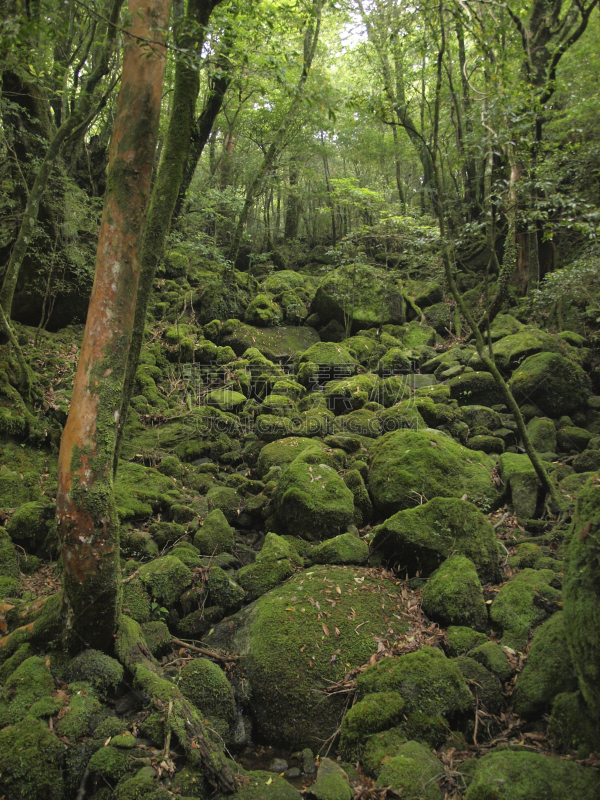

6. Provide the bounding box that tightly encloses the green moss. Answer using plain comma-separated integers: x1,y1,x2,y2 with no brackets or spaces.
445,627,487,656
245,293,283,327
66,649,124,693
148,520,186,548
207,565,409,750
0,656,54,726
206,486,241,525
237,559,294,600
356,647,472,747
227,769,301,799
140,621,172,656
257,532,303,566
513,612,577,718
339,692,405,761
368,429,498,518
509,352,590,418
169,765,208,798
207,566,244,609
448,372,504,407
87,744,134,783
463,749,600,800
0,526,19,579
273,459,354,541
139,556,192,607
178,658,235,729
299,341,356,375
527,417,557,453
375,741,443,800
371,497,500,582
114,770,163,800
455,656,503,716
563,476,600,719
307,760,353,800
548,692,600,757
323,373,378,414
422,556,488,631
56,688,102,739
261,392,297,417
122,579,151,623
206,388,247,412
310,532,369,565
556,425,593,452
0,715,65,800
6,501,55,554
114,462,183,521
490,569,561,651
0,642,33,683
468,641,514,683
193,509,234,555
222,320,319,361
361,726,407,777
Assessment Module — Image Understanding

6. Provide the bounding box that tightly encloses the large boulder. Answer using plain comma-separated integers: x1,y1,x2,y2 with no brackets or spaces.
470,327,567,371
256,436,322,477
204,565,411,750
509,352,590,417
273,459,354,540
421,556,488,630
221,319,319,360
0,716,65,800
564,476,600,720
463,750,600,800
490,569,561,651
368,429,499,518
312,263,406,332
371,497,499,581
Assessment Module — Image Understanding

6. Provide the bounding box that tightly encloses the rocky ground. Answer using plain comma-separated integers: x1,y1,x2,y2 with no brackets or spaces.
0,252,599,800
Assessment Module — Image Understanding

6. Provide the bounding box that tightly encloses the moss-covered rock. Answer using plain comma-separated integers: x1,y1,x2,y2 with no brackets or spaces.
194,509,234,555
375,741,443,800
339,692,405,761
312,264,406,332
207,566,244,610
356,647,472,747
368,430,498,518
513,612,577,718
273,459,354,541
0,715,65,800
204,565,410,749
206,388,247,412
306,758,353,800
0,656,54,726
139,555,192,607
556,425,593,453
224,769,301,799
178,658,235,731
245,293,283,327
422,556,488,631
0,526,20,581
141,620,172,656
468,641,514,683
310,531,369,565
527,417,557,453
122,578,152,623
222,320,319,360
448,372,504,407
563,475,600,720
237,558,294,600
463,749,600,800
509,352,590,418
455,656,503,716
256,532,303,566
361,726,407,778
490,569,561,651
6,501,55,554
206,486,241,524
548,691,600,757
371,497,499,582
87,743,135,783
498,452,542,520
114,769,163,800
55,688,101,739
114,462,183,521
66,649,124,693
445,627,487,657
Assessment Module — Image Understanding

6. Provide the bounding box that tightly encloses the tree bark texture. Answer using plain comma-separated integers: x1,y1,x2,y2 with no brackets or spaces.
56,0,171,654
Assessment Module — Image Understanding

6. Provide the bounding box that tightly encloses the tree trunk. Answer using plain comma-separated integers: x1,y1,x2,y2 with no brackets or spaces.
114,0,221,470
56,0,171,654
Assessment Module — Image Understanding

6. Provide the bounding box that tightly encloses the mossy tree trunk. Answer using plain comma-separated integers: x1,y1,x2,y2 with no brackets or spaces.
114,0,223,471
56,0,171,654
0,0,124,318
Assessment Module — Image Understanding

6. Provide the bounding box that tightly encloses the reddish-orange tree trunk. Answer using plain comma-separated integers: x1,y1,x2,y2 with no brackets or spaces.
56,0,171,654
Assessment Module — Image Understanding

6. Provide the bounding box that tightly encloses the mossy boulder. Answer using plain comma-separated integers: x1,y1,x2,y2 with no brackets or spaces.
226,769,301,799
368,430,498,518
563,476,600,720
222,320,319,360
375,741,443,800
513,612,577,718
323,373,378,414
361,727,407,778
245,293,283,327
0,526,19,581
207,566,244,610
556,425,593,453
371,497,500,582
448,372,503,407
445,626,487,657
498,453,542,520
468,641,514,683
0,715,65,800
463,749,600,800
87,744,135,783
194,509,234,556
476,328,566,371
310,531,369,565
6,501,55,554
114,462,183,521
256,532,303,567
527,417,557,453
55,688,101,739
339,692,405,761
0,656,54,726
548,691,600,757
178,658,235,731
204,565,411,749
273,459,354,541
306,758,353,800
122,579,152,623
509,352,590,418
356,647,472,747
422,556,488,631
147,520,185,548
490,569,560,651
237,558,295,600
312,263,406,332
299,341,356,380
455,656,503,716
65,649,124,693
138,555,192,607
206,486,241,525
488,313,525,341
206,388,247,412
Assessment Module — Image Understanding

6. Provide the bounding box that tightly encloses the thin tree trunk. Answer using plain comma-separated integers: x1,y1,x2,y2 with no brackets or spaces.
56,0,171,654
0,0,124,316
227,0,323,263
